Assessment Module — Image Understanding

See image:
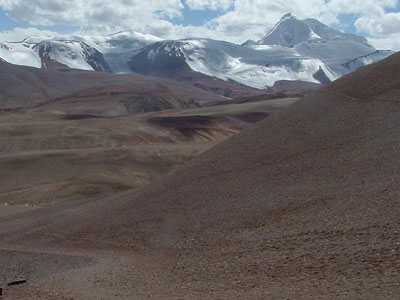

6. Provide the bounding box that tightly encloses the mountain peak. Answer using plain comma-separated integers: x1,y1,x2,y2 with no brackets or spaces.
257,13,370,47
281,13,295,20
258,14,315,47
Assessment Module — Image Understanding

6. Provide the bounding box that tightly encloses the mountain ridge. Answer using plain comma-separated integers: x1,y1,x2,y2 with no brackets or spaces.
0,14,395,89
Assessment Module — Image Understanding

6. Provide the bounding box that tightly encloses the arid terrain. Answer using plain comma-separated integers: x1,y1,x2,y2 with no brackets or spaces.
0,60,298,207
0,97,296,206
1,52,399,299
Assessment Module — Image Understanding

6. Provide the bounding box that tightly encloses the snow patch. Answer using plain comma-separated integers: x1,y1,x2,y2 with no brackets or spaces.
0,42,41,68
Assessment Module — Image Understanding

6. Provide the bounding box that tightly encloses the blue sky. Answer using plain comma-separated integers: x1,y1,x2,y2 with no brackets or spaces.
173,8,229,27
0,0,400,49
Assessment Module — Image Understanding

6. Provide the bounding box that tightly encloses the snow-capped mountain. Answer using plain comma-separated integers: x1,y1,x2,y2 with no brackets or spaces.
0,14,395,89
0,39,110,71
34,40,110,71
249,13,392,76
0,30,160,73
256,13,368,47
66,30,162,73
127,14,393,89
129,39,336,89
0,41,42,68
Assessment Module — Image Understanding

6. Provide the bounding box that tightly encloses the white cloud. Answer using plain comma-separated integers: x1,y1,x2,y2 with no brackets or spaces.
0,27,59,42
327,0,397,15
356,12,400,36
368,34,400,51
0,0,184,28
185,0,233,10
325,0,400,38
0,0,400,49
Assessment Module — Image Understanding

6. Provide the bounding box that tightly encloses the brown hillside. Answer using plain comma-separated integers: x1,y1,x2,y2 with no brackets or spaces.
0,60,264,110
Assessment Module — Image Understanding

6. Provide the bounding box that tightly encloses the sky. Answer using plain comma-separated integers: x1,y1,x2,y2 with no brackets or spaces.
0,0,400,50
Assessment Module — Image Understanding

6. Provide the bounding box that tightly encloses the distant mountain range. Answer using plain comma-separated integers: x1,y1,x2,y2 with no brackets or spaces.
0,13,395,89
